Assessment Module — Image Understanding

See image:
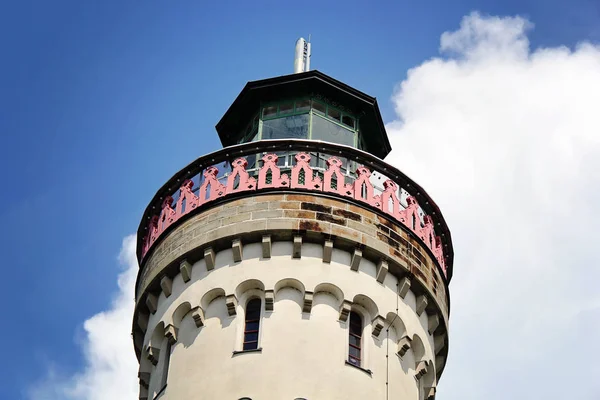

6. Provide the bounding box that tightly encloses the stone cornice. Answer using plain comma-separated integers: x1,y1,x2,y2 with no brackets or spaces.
131,198,451,381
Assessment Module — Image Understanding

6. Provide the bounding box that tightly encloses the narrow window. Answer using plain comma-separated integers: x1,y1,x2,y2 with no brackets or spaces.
295,99,310,112
279,102,294,115
312,100,326,115
327,107,342,123
262,105,277,118
243,299,261,350
348,311,362,366
342,115,355,129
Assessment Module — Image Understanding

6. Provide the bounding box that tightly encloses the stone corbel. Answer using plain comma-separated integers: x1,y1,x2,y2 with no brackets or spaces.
398,277,411,298
397,336,412,357
179,259,192,283
435,355,446,370
264,290,274,311
146,346,160,366
262,235,272,258
138,371,150,388
323,240,333,263
424,386,436,400
415,360,428,380
376,260,388,283
416,295,428,316
204,247,215,270
303,291,313,313
225,294,238,316
350,248,362,271
190,306,205,328
232,238,243,262
145,293,158,314
339,300,352,322
434,335,445,355
160,276,173,298
137,313,149,331
165,324,178,345
139,385,149,400
371,315,385,337
293,235,302,258
428,314,440,334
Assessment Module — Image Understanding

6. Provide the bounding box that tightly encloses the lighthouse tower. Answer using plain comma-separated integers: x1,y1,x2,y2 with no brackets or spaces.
132,39,454,400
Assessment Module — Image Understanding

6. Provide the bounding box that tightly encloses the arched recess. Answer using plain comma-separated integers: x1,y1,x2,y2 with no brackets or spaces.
274,278,305,297
235,279,265,300
200,288,226,312
313,282,344,308
385,311,407,341
352,294,379,321
146,321,165,350
422,360,437,390
411,333,426,363
172,301,193,329
273,278,305,312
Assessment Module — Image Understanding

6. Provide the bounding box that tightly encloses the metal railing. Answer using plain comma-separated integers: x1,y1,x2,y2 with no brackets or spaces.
137,139,454,279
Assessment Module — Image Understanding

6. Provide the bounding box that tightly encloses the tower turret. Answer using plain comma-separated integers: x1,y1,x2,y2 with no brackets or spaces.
132,44,453,400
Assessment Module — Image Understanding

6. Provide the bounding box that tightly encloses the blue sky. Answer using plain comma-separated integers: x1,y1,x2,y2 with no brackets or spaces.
1,1,600,399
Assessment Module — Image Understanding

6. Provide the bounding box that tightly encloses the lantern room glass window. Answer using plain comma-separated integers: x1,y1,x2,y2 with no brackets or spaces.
262,114,309,140
254,97,361,149
311,114,355,147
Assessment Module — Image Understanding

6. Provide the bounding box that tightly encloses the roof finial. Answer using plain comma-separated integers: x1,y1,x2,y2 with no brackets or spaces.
294,36,311,73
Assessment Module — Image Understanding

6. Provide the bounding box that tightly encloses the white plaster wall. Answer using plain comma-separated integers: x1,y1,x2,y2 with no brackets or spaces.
142,242,438,400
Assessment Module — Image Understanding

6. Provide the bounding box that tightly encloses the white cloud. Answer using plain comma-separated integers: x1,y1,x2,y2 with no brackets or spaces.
29,235,139,400
28,12,600,400
386,12,600,399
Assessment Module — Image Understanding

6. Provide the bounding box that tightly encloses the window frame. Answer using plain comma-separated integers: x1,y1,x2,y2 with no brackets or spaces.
238,112,260,144
261,98,313,121
242,298,262,351
309,100,358,147
256,97,360,148
348,311,363,367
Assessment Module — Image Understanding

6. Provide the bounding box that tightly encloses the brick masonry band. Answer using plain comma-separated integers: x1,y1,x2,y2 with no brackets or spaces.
142,152,448,275
136,194,450,322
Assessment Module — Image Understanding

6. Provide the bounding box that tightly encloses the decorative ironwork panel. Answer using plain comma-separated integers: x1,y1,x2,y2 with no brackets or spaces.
140,151,448,276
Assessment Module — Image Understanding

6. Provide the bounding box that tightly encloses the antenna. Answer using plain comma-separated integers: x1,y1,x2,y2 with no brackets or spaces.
294,36,311,73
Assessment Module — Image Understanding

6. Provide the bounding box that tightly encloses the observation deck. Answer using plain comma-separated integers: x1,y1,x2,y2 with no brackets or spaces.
136,139,454,283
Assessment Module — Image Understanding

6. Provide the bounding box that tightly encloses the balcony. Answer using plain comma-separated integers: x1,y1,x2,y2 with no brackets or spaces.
136,139,454,281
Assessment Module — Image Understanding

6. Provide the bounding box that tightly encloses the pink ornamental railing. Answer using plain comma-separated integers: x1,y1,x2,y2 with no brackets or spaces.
141,151,447,276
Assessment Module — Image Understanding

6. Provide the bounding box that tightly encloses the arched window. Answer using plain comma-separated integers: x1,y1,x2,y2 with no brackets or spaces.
348,311,362,366
243,298,261,350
